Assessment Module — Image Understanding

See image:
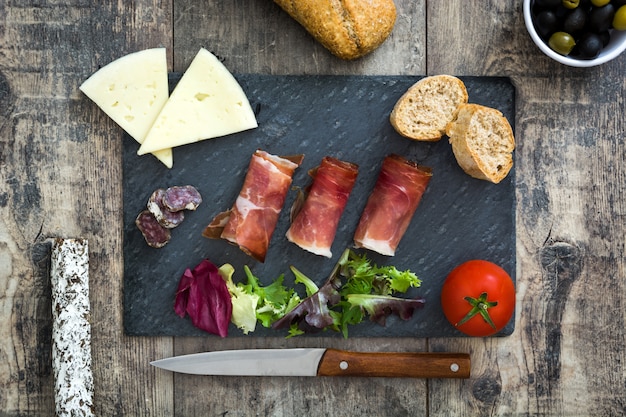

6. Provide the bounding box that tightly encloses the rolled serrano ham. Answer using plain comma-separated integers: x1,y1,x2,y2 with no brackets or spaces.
205,150,302,262
50,238,94,417
286,156,358,257
353,155,432,256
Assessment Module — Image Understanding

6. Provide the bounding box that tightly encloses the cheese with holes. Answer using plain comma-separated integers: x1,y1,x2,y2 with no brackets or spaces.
79,48,173,168
137,48,258,155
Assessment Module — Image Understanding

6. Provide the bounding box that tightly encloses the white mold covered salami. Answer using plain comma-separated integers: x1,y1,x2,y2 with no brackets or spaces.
50,238,94,417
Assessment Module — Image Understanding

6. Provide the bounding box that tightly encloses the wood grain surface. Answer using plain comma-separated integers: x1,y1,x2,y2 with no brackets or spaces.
0,1,625,416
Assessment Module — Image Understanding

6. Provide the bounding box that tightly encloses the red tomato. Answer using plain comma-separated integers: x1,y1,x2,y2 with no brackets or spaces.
440,260,515,337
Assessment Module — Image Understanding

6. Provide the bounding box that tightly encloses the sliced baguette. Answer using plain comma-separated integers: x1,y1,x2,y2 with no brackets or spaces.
390,75,468,141
445,103,515,184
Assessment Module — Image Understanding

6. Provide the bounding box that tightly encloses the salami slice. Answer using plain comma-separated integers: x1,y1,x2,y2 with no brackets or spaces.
163,185,202,211
136,210,171,248
147,188,185,228
50,238,94,417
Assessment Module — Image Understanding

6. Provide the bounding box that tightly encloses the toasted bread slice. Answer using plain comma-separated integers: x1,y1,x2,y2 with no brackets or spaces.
446,103,515,184
390,75,468,141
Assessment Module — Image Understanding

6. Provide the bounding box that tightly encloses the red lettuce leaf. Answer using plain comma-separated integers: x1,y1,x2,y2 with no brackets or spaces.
271,274,342,333
174,259,232,337
347,294,426,326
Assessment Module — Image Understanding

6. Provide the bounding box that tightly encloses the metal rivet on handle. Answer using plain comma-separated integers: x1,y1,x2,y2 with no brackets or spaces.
339,361,348,370
450,363,460,373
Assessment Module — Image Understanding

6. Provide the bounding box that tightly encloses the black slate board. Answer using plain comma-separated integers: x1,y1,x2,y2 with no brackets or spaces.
123,74,516,338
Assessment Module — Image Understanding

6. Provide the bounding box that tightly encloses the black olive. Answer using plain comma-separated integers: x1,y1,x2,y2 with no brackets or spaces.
563,7,588,33
553,4,572,18
614,0,626,7
577,33,604,58
588,3,616,32
535,10,560,38
598,30,611,47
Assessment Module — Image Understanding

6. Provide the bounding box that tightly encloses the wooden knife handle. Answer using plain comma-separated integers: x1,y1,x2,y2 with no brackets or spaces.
317,349,470,378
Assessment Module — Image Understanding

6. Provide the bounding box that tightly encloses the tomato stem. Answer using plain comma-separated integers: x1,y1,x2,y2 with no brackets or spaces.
456,292,498,330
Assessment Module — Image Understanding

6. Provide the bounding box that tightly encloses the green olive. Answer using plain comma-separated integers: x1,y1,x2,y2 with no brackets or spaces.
548,32,577,55
614,5,626,30
591,0,610,6
562,0,579,9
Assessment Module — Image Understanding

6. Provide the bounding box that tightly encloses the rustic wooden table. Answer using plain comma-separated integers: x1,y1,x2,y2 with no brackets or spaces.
2,1,625,416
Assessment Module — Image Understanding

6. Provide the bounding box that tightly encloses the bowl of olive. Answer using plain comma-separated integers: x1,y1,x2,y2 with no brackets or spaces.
524,0,626,67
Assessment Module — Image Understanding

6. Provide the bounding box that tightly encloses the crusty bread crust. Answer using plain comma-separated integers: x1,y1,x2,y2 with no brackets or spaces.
446,103,515,184
390,75,468,141
273,0,397,60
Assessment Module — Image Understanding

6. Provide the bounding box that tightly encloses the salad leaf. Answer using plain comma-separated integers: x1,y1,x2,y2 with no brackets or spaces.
291,266,320,297
218,264,259,334
194,248,425,338
339,250,421,296
287,324,305,338
174,259,232,337
271,266,342,333
281,248,424,338
381,266,422,293
346,294,426,326
241,266,301,328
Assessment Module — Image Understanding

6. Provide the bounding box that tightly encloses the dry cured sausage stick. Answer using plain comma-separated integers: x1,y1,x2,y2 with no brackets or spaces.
50,238,94,417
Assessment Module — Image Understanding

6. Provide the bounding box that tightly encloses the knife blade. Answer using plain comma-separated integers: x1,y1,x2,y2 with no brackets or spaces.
150,348,470,378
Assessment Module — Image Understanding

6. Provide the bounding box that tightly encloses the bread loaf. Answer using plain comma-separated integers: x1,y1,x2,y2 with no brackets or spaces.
273,0,397,60
389,75,468,141
445,103,515,184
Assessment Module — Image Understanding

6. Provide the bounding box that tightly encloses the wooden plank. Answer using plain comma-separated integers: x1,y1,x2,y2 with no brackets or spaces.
77,3,176,415
428,1,626,416
0,1,174,415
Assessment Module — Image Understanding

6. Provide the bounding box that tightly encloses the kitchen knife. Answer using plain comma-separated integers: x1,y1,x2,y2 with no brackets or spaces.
151,348,470,378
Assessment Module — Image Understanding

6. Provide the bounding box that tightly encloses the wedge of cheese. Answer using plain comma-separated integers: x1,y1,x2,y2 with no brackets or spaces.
137,48,258,155
79,48,173,168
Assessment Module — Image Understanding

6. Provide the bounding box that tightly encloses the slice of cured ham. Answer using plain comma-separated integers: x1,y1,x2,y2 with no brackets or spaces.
286,156,358,258
205,150,302,262
353,154,432,256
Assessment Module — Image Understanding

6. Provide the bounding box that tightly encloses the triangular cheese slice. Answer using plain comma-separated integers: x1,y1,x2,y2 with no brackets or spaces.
79,48,173,168
137,48,258,155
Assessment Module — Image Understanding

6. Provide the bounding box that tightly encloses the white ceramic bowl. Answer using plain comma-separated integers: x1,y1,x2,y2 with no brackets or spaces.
523,0,626,67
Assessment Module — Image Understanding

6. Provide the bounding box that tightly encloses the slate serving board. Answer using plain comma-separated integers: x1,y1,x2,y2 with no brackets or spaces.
123,74,516,338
